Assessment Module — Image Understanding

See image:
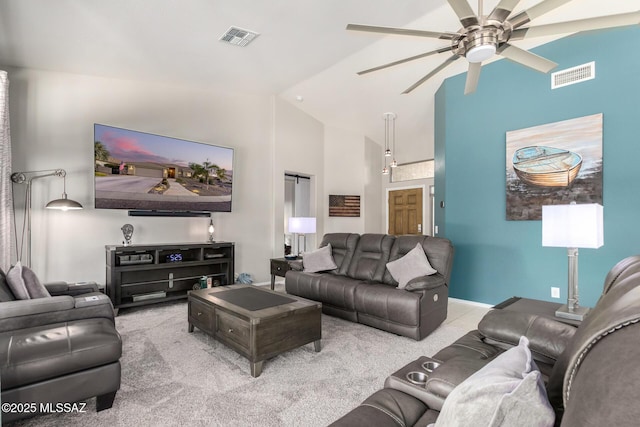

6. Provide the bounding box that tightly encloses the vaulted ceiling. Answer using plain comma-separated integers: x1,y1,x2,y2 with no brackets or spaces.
0,0,636,160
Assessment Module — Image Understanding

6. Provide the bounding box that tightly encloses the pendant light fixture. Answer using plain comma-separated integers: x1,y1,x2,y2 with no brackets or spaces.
382,112,397,175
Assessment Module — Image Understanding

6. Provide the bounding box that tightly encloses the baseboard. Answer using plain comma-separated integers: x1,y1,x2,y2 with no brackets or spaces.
448,297,493,308
251,281,272,287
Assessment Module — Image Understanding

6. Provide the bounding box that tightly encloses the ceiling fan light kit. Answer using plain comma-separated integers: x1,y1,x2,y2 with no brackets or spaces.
347,0,640,95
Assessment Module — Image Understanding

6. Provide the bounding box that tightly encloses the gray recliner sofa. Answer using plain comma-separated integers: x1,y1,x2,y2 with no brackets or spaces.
0,270,122,424
285,233,454,340
330,255,640,426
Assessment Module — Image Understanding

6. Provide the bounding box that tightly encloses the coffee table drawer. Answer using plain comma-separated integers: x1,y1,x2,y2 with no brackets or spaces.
189,298,215,334
216,310,250,351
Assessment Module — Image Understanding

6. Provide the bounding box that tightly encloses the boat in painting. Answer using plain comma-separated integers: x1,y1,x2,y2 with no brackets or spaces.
512,146,582,187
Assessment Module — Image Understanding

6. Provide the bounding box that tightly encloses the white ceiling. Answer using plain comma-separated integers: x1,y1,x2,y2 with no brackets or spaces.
0,0,637,160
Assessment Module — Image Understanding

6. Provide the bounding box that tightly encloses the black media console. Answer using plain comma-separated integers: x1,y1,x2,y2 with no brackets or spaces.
105,242,235,310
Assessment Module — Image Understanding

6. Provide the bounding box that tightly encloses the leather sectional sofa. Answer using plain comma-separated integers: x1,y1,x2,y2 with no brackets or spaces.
0,275,122,423
330,255,640,426
285,233,454,340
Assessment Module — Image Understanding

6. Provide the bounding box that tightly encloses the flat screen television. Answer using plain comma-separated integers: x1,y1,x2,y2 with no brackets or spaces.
94,124,234,213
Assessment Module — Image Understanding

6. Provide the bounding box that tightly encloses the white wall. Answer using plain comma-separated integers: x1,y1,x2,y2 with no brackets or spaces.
6,67,274,283
364,136,383,233
323,126,367,234
272,97,324,256
4,66,381,285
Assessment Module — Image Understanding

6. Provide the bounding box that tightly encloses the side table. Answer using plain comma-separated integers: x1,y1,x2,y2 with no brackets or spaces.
494,296,582,327
270,257,298,290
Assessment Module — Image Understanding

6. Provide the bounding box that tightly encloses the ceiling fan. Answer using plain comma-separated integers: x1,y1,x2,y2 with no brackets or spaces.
347,0,640,94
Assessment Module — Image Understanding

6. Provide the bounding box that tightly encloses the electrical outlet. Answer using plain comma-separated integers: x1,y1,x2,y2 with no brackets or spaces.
551,287,561,299
434,225,439,234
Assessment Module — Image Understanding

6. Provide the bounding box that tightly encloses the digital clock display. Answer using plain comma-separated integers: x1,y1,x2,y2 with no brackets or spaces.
166,253,183,263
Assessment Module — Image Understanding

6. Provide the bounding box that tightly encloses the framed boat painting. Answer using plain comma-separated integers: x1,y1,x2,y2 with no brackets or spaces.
506,113,603,221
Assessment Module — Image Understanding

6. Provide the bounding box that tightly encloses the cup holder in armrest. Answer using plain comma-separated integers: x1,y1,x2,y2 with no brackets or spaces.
384,356,446,411
406,371,428,386
422,361,440,372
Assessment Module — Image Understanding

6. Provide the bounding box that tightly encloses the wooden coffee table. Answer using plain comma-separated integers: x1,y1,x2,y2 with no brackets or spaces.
188,284,322,377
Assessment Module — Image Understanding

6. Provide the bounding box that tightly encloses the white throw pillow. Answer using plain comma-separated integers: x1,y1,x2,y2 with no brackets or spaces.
302,244,338,273
432,336,555,427
386,243,437,289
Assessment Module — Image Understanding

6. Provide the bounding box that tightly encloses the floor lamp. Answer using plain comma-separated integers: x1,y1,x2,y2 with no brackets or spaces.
11,169,83,267
542,203,603,321
288,217,316,256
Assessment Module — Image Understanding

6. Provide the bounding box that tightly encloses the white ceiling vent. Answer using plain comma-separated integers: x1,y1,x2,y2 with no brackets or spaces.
219,27,259,47
551,62,595,89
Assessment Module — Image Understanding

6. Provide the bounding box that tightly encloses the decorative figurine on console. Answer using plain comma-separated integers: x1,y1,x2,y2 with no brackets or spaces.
121,224,134,246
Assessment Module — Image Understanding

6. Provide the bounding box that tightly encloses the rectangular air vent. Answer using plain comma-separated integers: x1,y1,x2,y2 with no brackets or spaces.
219,26,259,47
551,62,595,89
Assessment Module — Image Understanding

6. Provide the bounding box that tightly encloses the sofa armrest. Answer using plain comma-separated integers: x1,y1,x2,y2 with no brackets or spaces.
425,357,491,401
0,296,75,319
45,281,99,296
0,294,115,333
404,273,446,292
289,260,303,271
478,309,577,363
74,292,112,308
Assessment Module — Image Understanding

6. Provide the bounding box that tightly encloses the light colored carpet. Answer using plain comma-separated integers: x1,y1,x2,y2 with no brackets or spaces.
14,288,485,427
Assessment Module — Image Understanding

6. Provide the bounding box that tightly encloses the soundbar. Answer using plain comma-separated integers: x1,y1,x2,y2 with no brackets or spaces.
128,210,211,217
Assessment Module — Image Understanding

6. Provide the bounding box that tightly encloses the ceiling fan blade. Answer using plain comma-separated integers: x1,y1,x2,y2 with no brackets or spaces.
357,46,453,75
488,0,522,23
464,62,482,95
498,43,557,73
403,55,460,94
346,24,457,40
446,0,479,27
509,0,572,29
512,11,640,40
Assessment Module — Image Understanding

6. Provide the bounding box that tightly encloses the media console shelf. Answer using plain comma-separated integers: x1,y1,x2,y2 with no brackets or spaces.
105,242,234,310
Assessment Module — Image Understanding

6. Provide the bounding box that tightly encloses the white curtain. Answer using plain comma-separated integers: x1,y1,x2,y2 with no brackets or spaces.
0,71,12,272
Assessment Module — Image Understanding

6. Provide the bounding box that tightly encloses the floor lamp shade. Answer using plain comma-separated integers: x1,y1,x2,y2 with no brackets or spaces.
542,203,603,321
542,203,603,249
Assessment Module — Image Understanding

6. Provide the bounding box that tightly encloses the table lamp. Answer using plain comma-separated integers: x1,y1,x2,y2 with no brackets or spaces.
288,217,316,255
542,202,603,321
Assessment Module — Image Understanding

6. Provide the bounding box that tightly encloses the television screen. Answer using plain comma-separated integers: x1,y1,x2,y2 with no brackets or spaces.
94,124,234,212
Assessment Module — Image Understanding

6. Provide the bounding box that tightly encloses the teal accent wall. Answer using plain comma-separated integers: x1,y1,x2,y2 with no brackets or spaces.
435,27,640,306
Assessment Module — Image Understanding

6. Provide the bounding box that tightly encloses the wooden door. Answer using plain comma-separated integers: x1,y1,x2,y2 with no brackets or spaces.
388,188,423,235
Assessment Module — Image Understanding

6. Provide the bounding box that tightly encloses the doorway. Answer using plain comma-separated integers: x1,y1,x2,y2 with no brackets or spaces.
284,173,311,255
388,187,424,235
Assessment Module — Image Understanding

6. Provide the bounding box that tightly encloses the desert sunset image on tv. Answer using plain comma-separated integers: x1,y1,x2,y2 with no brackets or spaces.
94,124,234,212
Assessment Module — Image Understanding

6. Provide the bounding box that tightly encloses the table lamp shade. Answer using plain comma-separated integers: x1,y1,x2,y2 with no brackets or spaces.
288,217,316,234
542,203,603,249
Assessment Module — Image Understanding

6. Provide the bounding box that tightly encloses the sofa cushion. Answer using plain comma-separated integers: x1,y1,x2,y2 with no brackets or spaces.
347,234,394,282
319,233,360,275
386,243,437,288
0,318,122,390
0,269,16,302
433,336,555,427
6,261,51,300
478,309,577,364
433,330,504,362
286,270,360,312
329,388,429,427
354,283,422,326
6,262,31,300
303,244,338,273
